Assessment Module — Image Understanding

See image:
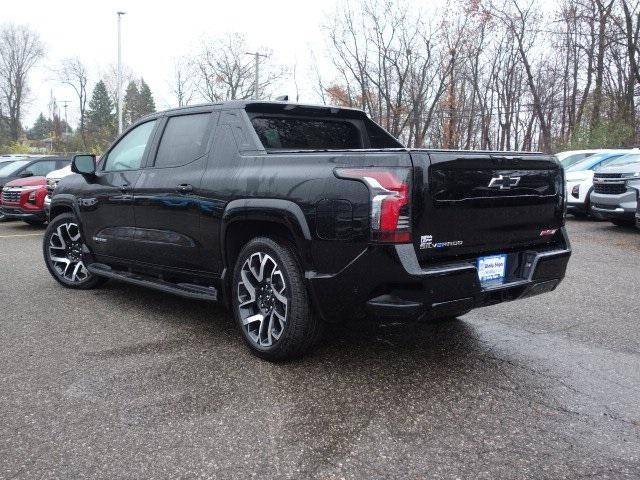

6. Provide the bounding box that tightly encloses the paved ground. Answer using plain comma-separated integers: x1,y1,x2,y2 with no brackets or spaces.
0,218,639,479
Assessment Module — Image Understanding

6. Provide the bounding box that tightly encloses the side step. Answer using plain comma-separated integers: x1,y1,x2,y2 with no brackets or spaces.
87,263,218,301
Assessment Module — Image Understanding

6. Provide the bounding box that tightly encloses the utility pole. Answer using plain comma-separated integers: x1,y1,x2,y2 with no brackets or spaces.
245,51,268,99
60,100,70,136
117,11,126,135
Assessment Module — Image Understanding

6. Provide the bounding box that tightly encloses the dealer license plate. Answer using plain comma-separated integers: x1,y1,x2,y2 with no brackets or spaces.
477,254,507,286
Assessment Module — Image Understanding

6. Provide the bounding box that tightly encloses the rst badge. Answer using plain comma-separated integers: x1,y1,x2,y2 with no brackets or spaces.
420,235,463,250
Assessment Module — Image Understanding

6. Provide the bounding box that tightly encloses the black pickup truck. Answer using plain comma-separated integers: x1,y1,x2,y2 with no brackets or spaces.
44,101,571,360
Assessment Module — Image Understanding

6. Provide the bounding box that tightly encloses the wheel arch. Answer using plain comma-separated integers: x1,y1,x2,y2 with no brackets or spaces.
49,196,77,221
220,199,314,305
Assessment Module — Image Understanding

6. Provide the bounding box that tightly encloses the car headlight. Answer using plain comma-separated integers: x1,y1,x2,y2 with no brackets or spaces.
28,190,36,202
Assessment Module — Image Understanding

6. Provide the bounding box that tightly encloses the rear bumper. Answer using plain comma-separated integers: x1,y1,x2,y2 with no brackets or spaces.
308,228,571,323
0,205,46,222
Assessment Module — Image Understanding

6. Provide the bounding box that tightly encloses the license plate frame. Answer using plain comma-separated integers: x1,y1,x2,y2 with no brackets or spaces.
477,254,507,286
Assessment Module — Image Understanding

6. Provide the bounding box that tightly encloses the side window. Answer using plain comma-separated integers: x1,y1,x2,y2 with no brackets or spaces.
24,160,57,176
154,113,211,168
104,120,157,172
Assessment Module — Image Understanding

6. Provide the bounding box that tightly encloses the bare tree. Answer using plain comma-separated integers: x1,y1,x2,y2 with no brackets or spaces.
0,23,44,141
490,1,553,152
101,63,134,109
195,33,283,101
58,57,89,147
170,58,196,107
590,0,616,130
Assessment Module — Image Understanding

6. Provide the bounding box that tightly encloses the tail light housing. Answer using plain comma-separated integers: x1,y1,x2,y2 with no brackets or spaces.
335,167,412,243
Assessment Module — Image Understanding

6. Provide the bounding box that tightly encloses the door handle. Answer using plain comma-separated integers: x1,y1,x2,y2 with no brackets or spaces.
176,184,194,193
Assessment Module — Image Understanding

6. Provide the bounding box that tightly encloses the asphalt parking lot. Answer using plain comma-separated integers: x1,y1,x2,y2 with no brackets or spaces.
1,218,639,479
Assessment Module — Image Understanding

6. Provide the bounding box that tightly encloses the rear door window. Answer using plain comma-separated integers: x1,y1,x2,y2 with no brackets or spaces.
154,113,211,168
23,160,58,176
251,116,362,150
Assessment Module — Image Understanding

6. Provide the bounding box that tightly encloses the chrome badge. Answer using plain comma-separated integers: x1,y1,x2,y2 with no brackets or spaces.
420,235,463,250
488,174,521,190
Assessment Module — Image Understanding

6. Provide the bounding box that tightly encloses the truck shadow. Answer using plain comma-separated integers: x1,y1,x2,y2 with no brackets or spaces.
96,279,479,365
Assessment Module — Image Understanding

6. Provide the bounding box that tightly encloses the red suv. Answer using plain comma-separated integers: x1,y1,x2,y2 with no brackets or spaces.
0,176,48,226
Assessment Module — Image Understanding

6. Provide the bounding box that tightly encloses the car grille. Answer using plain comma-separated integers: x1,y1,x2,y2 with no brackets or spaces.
594,173,624,179
593,183,627,194
1,189,20,203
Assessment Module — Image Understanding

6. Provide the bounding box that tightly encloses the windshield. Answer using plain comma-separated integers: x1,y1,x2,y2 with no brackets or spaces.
599,153,640,168
0,160,29,176
559,152,595,168
566,154,608,172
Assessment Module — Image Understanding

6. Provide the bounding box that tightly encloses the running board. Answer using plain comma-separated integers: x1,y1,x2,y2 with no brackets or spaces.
87,263,218,301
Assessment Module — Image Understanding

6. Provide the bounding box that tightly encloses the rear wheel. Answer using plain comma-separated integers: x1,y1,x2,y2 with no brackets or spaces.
43,213,107,289
232,237,321,361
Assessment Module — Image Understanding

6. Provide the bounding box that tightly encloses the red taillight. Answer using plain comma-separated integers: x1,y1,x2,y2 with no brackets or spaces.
335,167,411,243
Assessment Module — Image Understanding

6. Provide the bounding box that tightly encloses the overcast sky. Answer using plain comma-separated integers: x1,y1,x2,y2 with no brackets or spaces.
5,0,558,129
4,0,351,127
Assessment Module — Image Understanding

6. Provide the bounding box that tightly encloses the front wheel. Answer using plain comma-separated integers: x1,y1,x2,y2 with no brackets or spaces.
232,237,322,361
42,213,107,289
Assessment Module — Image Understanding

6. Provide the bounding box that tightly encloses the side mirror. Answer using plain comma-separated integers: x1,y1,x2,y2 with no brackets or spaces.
19,171,34,178
72,154,97,176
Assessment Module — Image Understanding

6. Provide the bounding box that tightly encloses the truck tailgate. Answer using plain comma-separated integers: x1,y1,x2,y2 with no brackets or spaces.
410,150,564,264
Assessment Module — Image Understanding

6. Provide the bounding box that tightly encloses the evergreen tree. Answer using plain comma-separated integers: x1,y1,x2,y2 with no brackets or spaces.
27,113,52,140
138,78,156,118
123,80,140,127
86,80,116,151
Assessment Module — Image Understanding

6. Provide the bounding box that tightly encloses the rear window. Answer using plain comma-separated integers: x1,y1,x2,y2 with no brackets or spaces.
251,117,362,150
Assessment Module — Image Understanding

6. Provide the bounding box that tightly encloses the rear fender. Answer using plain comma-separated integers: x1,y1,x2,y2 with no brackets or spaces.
220,198,313,272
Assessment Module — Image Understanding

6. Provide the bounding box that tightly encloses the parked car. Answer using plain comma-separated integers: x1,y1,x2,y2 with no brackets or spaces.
590,153,640,226
44,101,571,360
44,164,73,217
556,150,600,169
0,154,28,168
0,176,48,226
565,150,629,216
0,156,70,221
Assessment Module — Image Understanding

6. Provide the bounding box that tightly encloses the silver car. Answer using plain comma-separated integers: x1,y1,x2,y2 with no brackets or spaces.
590,153,640,226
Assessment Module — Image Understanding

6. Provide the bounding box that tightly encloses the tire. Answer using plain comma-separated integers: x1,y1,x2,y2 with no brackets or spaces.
42,213,107,290
231,236,322,361
24,218,46,227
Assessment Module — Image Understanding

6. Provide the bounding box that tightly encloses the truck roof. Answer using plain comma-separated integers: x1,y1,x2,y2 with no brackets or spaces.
144,100,369,120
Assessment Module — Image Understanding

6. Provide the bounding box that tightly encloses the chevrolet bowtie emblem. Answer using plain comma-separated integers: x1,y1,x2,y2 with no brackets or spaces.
488,174,521,190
